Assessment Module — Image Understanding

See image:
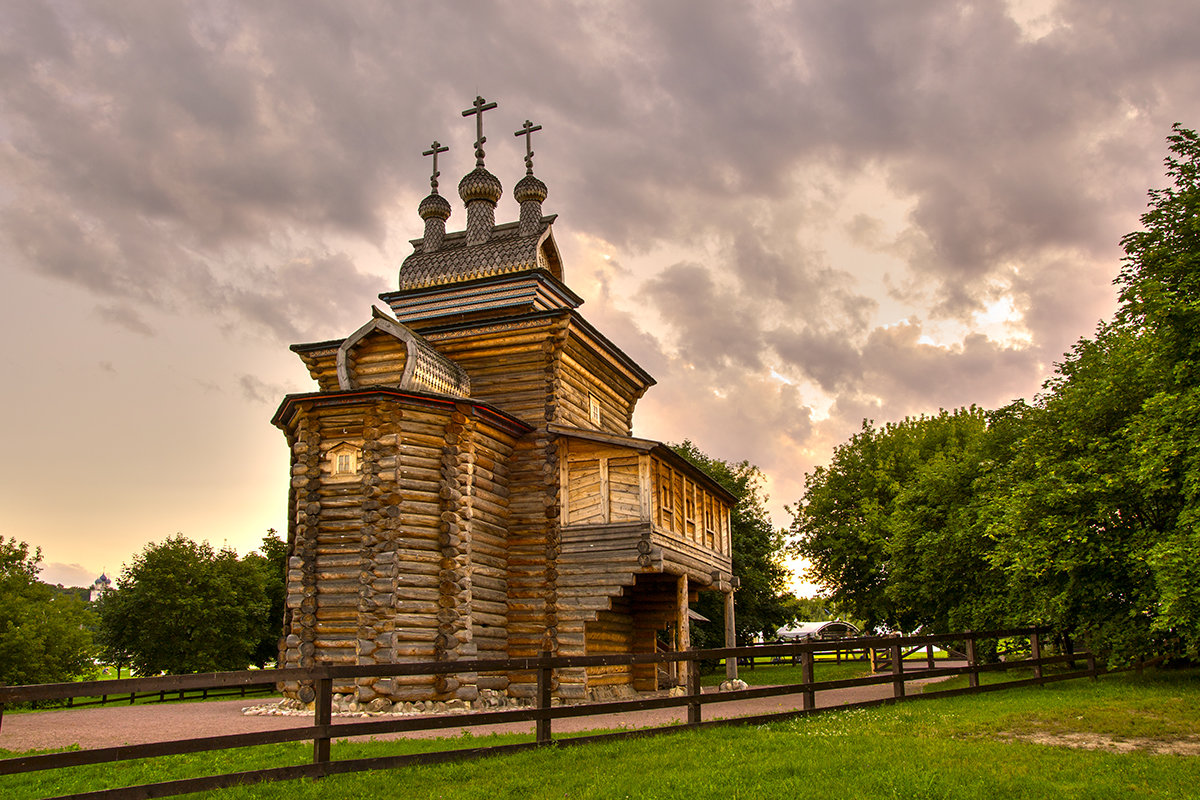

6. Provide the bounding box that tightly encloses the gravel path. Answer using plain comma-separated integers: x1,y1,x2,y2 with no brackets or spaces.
0,668,961,754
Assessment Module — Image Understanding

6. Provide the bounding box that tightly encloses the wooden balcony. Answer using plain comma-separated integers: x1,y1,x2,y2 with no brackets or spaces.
551,425,736,611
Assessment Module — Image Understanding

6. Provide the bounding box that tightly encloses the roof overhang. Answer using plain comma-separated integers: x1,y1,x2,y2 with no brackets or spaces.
272,388,532,438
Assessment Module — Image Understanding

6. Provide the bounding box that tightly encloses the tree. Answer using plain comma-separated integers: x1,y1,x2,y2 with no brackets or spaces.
1113,124,1200,654
243,529,287,667
96,534,274,675
791,408,1007,634
671,442,797,646
792,127,1200,662
0,538,94,685
986,325,1168,661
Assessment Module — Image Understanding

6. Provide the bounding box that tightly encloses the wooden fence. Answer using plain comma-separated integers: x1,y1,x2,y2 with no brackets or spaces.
0,627,1097,800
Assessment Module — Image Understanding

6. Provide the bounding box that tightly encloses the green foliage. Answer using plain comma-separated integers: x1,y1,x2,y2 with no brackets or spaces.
792,407,1009,634
987,325,1169,661
670,441,797,645
95,532,284,676
242,529,287,667
792,126,1200,663
0,538,94,685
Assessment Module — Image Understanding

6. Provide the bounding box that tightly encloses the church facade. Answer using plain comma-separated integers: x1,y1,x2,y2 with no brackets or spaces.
273,99,737,704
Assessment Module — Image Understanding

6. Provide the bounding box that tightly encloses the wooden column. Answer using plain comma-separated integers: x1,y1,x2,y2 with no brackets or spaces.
724,588,738,682
1030,630,1043,683
676,574,690,679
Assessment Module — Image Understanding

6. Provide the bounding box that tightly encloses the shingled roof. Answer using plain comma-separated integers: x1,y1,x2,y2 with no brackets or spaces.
398,216,562,291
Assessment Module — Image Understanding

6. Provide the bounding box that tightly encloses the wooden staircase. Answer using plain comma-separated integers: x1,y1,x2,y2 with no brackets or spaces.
556,522,651,622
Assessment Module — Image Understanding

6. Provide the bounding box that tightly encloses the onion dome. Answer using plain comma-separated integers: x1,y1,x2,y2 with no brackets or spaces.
514,174,548,204
458,166,503,205
418,192,452,221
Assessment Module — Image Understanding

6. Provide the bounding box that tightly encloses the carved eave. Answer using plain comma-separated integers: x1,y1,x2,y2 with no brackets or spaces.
271,387,532,439
380,268,583,331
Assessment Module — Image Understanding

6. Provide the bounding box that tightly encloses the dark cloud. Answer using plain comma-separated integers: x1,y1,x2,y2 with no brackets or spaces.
4,0,1199,526
641,262,766,371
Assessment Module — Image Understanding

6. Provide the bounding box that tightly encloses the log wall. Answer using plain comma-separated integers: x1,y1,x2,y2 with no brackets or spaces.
279,394,520,703
585,594,634,687
345,329,408,388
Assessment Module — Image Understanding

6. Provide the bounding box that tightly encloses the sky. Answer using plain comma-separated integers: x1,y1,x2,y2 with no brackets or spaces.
3,1,1198,594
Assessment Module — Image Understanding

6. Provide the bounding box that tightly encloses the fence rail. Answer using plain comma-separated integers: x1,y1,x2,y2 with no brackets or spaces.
0,626,1101,800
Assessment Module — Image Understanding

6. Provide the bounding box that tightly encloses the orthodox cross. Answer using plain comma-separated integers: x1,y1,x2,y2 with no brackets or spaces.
461,95,498,167
513,120,543,175
422,141,448,192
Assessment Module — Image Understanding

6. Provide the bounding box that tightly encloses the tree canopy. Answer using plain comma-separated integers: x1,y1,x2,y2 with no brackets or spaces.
95,532,285,675
792,126,1200,663
0,538,94,685
671,441,797,646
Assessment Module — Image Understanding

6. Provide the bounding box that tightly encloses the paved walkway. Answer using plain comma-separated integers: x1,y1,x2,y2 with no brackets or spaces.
0,668,962,753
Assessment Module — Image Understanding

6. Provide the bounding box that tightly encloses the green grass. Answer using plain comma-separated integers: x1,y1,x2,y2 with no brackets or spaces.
4,669,1198,799
702,658,872,686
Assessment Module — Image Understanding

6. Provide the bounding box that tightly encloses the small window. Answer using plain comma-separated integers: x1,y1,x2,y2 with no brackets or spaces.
588,393,602,427
328,443,360,477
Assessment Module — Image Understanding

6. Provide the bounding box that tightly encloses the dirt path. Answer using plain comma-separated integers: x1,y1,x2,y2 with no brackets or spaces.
0,671,958,753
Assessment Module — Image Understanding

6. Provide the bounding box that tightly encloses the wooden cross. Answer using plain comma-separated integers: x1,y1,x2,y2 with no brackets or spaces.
514,120,542,175
422,141,448,192
461,95,498,166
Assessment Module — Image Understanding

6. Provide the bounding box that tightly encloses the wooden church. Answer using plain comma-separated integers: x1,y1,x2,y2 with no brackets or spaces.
273,98,738,704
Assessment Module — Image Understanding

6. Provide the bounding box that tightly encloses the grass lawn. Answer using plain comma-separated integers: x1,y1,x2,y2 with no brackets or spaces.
701,658,872,686
3,668,1198,799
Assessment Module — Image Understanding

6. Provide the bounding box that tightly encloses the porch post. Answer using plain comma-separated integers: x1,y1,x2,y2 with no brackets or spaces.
677,573,690,680
724,587,738,681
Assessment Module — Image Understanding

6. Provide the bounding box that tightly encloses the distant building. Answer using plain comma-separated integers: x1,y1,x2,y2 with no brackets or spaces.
89,573,111,603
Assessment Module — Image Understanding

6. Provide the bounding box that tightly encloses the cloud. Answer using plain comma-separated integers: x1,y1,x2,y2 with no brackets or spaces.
39,562,100,587
95,303,155,336
239,374,288,405
4,0,1200,543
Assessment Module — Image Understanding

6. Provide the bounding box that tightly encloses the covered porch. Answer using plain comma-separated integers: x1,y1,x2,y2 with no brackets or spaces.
551,426,740,697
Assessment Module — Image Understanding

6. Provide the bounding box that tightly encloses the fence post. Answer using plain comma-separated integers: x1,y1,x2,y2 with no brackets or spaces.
1087,652,1098,681
801,649,815,711
1030,630,1043,683
965,633,979,689
536,650,553,745
890,641,905,698
312,671,333,771
687,657,701,725
925,643,935,670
